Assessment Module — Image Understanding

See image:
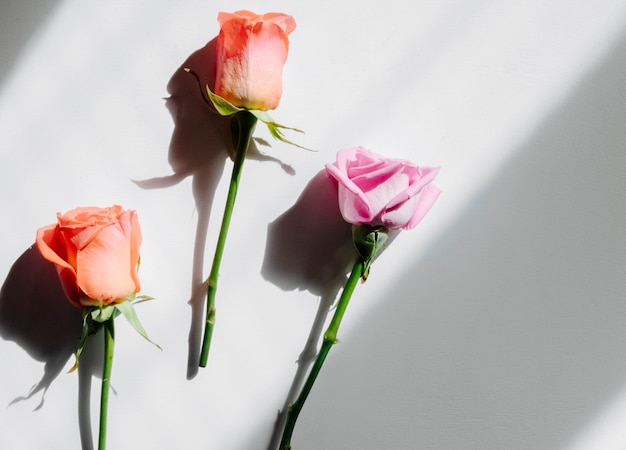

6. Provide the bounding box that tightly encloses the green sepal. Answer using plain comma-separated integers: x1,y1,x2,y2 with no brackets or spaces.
352,225,390,281
68,312,92,373
114,298,161,350
249,110,311,150
206,86,243,116
203,84,310,150
67,295,159,373
90,303,119,323
131,294,156,305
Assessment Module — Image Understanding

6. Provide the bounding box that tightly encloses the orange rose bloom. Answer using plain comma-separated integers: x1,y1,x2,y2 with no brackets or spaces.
36,205,142,308
214,10,296,111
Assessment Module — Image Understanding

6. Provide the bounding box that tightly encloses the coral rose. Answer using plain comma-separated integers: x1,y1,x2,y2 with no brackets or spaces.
36,205,142,308
325,147,441,230
214,10,296,111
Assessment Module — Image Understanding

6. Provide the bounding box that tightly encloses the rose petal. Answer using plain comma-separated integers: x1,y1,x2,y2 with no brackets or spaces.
385,166,440,211
215,10,294,110
262,12,296,34
326,162,374,223
404,183,442,230
75,219,136,303
36,224,82,306
327,147,441,229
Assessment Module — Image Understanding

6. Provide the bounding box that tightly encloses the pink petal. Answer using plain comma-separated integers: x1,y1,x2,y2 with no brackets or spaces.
404,183,442,230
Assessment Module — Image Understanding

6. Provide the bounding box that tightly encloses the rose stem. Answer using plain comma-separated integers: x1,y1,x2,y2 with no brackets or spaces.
98,317,115,450
279,258,364,450
199,110,257,368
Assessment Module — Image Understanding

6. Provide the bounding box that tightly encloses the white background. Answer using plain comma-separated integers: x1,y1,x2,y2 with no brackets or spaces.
2,0,626,449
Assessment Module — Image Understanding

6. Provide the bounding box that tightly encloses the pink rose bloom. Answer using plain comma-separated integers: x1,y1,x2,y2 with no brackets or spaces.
325,147,441,230
214,10,296,111
36,205,142,308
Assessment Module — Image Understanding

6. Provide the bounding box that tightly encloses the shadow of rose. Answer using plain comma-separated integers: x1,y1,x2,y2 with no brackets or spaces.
134,38,295,379
0,245,83,409
261,169,355,449
262,170,354,295
0,244,131,450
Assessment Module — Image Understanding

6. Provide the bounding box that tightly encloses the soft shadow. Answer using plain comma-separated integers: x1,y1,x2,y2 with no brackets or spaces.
134,39,230,380
135,38,294,379
261,170,355,449
262,171,354,296
0,245,106,449
0,245,103,450
287,29,626,450
0,245,83,409
0,0,63,87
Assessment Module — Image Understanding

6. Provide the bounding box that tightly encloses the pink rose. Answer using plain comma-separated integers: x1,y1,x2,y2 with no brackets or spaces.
325,147,441,230
36,205,142,308
214,10,296,111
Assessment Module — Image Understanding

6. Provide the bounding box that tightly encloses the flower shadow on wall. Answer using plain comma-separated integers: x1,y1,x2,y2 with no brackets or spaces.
134,38,294,379
0,245,102,448
261,170,355,449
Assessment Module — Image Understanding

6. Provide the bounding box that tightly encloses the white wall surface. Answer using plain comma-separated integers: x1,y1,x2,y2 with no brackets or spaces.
1,1,626,449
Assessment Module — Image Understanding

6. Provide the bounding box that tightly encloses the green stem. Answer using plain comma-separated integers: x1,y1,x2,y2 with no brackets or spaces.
199,110,258,367
279,258,364,450
98,318,115,450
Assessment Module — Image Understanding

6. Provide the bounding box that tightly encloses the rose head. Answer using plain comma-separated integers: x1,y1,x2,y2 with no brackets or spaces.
214,10,296,111
36,205,142,308
325,147,441,230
